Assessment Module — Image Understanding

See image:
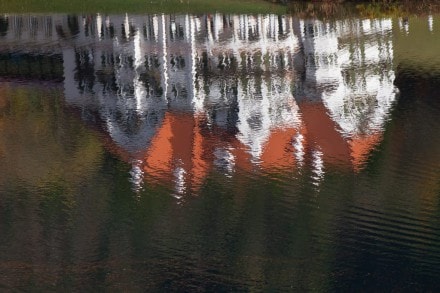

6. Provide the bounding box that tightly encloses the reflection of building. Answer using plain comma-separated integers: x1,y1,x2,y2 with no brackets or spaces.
295,18,397,171
0,13,401,193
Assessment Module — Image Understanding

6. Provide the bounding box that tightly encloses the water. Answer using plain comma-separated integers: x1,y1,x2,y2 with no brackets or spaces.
0,12,439,291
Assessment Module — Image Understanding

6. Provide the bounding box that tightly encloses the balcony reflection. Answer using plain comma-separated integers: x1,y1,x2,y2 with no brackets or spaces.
0,13,401,193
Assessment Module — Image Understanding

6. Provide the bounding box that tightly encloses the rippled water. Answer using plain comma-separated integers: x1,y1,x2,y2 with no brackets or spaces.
0,12,439,291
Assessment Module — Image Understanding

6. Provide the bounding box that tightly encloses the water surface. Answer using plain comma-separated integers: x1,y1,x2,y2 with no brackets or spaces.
0,12,439,291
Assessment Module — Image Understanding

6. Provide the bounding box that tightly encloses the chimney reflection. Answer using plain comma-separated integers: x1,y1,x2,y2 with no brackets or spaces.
0,13,399,193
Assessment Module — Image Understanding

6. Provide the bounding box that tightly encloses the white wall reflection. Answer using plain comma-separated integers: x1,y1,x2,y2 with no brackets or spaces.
298,18,396,137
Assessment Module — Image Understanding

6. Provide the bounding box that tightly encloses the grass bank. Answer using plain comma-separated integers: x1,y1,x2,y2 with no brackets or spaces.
288,1,440,19
0,0,438,18
0,0,286,14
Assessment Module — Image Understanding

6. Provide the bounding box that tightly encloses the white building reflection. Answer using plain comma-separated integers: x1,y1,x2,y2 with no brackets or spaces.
296,18,397,171
0,13,401,192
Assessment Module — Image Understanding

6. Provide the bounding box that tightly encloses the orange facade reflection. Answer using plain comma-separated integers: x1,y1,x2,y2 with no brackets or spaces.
95,97,382,193
143,112,211,192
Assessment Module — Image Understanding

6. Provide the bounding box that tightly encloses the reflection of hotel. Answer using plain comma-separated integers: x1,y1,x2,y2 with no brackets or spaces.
0,14,399,193
295,18,396,171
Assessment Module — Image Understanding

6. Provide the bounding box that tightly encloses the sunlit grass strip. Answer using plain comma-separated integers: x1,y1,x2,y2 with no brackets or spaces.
288,1,440,19
0,0,286,14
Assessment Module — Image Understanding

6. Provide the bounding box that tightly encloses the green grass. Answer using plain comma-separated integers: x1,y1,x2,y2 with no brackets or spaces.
0,0,286,14
288,1,440,19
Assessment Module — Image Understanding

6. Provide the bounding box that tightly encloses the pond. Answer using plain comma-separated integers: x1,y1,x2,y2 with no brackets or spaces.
0,10,439,291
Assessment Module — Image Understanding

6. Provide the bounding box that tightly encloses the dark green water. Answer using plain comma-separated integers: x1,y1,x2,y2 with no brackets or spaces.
0,13,439,291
